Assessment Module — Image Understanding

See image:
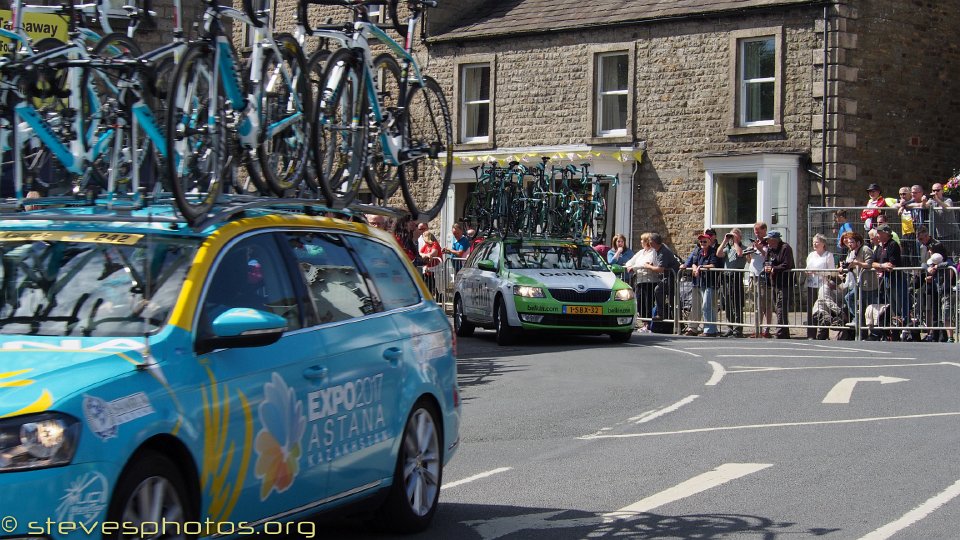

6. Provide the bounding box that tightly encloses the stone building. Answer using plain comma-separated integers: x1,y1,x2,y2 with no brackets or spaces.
141,0,960,253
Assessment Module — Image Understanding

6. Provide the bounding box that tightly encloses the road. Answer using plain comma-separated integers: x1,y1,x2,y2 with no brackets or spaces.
323,331,960,539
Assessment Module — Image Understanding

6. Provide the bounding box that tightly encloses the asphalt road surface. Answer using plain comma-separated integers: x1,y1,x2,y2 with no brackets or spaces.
322,331,960,539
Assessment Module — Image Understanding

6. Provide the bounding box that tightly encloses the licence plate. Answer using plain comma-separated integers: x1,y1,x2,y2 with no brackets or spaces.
563,305,602,315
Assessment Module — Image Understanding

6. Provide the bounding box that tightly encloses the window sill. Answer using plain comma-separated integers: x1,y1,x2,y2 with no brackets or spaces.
588,135,634,146
726,125,783,136
455,141,495,152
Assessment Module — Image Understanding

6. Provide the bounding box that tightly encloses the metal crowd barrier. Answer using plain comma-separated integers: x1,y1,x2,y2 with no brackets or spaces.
423,256,465,313
640,266,959,341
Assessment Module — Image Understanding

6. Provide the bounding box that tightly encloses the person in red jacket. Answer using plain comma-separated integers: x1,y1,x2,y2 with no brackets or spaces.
861,183,887,231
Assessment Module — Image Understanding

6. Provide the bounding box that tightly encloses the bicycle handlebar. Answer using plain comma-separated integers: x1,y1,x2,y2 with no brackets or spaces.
242,0,264,27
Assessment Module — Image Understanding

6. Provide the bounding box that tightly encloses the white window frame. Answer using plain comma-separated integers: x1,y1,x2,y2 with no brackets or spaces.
368,6,382,24
702,154,801,250
739,37,776,127
727,27,783,136
459,63,492,144
595,52,629,138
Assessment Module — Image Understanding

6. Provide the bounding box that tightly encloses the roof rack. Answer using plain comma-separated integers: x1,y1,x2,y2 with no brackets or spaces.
0,193,411,229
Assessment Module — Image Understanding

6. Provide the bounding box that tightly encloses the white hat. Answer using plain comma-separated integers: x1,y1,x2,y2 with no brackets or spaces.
927,253,944,266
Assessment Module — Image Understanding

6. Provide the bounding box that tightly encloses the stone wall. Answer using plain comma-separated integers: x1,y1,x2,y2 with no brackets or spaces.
831,0,960,204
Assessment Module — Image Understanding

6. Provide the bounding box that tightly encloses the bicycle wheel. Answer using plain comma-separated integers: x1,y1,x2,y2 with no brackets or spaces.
258,33,310,196
365,53,401,202
399,76,452,221
301,47,331,195
313,47,366,208
165,43,228,224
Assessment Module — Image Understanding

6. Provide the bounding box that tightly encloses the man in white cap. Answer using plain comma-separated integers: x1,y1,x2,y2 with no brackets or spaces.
918,226,953,342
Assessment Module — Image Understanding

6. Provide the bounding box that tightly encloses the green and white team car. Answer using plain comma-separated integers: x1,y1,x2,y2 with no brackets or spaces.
453,237,637,345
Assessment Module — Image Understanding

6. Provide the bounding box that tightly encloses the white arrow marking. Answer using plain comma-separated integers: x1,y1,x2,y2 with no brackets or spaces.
822,376,909,404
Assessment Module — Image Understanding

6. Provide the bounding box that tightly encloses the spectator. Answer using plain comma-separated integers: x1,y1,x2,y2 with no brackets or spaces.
647,233,680,324
872,223,910,341
861,183,887,231
443,223,470,271
875,213,901,245
747,221,774,337
834,209,853,253
867,228,880,248
812,279,844,341
805,233,834,339
393,215,419,263
841,231,879,339
926,182,959,241
592,237,611,260
419,231,442,299
893,186,913,234
917,226,953,342
624,233,657,331
681,233,721,337
416,222,429,252
704,228,720,251
717,228,747,337
367,214,388,230
763,231,795,339
899,185,928,266
607,234,634,273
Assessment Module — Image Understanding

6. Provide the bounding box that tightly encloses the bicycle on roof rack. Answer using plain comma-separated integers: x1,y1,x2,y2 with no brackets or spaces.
311,0,452,220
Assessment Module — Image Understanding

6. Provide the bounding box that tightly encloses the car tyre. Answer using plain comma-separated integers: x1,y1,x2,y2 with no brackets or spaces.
106,450,193,539
610,331,632,343
453,295,475,337
495,297,519,346
377,400,443,533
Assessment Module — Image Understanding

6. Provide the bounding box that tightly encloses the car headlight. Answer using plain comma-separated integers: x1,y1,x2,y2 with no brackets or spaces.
0,413,80,471
513,285,545,298
614,288,636,301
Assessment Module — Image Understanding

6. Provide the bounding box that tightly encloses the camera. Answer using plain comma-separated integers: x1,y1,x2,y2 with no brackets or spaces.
724,233,734,238
839,261,849,270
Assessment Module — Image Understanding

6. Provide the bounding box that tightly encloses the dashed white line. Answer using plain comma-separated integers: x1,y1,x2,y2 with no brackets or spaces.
858,476,960,540
442,467,512,490
716,355,917,360
634,395,699,424
652,344,702,357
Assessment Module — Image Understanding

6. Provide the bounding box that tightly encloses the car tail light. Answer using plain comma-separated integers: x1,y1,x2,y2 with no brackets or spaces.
453,386,460,408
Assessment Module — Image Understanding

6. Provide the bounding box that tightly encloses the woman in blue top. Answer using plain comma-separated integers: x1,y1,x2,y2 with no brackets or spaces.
607,234,635,267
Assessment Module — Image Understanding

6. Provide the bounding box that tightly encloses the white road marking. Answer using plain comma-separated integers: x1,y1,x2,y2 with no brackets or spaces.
706,361,726,385
603,463,773,519
653,344,701,357
442,467,512,490
717,355,917,360
727,362,947,374
464,464,771,540
822,376,909,404
635,395,698,424
578,411,960,440
683,347,815,350
627,408,658,422
811,344,894,354
857,476,960,540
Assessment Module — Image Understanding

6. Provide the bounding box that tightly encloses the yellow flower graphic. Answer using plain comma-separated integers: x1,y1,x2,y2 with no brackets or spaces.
254,373,305,500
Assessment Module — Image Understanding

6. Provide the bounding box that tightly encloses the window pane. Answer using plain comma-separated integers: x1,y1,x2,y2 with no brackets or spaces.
463,66,490,101
285,232,377,324
347,237,421,310
200,235,301,338
600,94,627,132
465,103,489,138
743,38,774,80
745,81,774,123
600,54,628,91
713,174,757,224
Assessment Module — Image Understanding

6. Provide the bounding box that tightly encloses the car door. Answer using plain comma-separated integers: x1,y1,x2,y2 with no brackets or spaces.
460,242,490,319
284,231,404,499
194,232,324,522
475,241,501,323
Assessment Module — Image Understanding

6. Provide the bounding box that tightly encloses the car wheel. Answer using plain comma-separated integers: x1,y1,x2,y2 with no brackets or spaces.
106,450,192,539
495,298,519,346
378,401,442,533
610,331,632,343
454,295,475,337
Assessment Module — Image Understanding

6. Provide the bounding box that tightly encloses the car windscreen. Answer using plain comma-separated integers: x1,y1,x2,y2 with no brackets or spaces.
503,243,608,271
0,234,198,336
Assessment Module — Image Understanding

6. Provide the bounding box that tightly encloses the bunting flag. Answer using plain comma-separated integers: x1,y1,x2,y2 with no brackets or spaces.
447,148,644,166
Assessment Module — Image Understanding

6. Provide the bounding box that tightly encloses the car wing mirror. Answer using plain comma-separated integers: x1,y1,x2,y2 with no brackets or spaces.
196,308,287,354
477,259,497,272
609,264,624,274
